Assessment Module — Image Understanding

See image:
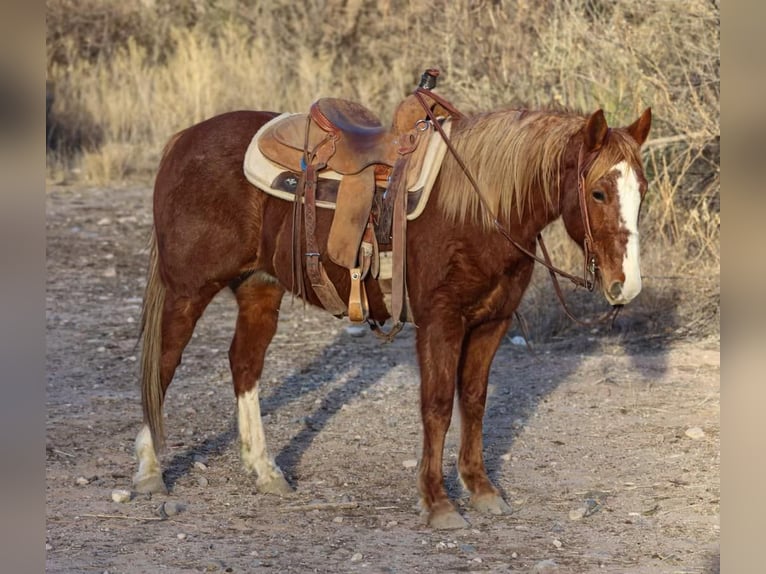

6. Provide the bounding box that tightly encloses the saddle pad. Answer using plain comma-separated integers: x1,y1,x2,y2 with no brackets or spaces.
243,113,341,210
405,119,451,220
244,113,452,221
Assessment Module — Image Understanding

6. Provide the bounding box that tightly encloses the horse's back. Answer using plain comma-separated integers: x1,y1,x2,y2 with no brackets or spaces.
155,110,277,200
153,110,278,292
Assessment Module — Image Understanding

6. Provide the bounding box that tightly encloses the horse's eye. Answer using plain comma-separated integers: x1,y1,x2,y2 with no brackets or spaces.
591,190,606,203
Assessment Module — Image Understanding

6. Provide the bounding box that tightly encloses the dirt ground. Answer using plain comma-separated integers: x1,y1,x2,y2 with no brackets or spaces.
46,186,719,574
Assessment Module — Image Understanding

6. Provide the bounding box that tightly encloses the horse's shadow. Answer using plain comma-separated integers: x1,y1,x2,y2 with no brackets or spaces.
446,283,682,497
162,321,417,490
164,283,683,507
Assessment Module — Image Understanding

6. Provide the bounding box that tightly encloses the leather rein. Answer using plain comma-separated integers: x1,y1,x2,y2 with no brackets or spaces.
412,88,621,327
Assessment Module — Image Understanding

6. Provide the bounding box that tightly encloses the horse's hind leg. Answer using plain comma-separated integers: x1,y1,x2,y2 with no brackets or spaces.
229,272,291,495
457,318,512,515
134,285,219,494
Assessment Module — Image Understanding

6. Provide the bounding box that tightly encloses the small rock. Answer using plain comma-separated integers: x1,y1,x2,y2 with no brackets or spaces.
552,539,563,548
685,426,705,440
202,559,227,572
157,501,186,518
102,266,117,278
96,217,112,226
197,476,209,487
46,543,53,551
402,459,418,469
569,507,587,521
470,557,482,563
350,552,363,562
75,476,89,486
345,325,366,338
511,552,518,558
581,498,601,517
436,541,446,549
111,489,132,503
193,461,208,471
446,542,456,549
385,521,398,527
177,533,187,540
333,516,343,523
501,453,512,462
510,335,527,346
459,544,476,553
533,559,558,573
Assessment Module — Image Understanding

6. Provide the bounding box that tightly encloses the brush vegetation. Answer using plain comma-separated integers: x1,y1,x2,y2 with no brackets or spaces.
46,0,719,340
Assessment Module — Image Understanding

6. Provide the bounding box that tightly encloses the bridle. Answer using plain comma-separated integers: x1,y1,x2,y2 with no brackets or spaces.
412,87,621,327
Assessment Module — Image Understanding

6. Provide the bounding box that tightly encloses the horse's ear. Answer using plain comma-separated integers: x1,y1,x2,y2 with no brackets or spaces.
583,109,609,152
626,107,652,146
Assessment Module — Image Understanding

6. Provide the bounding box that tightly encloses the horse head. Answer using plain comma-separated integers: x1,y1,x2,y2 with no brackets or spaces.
561,107,652,306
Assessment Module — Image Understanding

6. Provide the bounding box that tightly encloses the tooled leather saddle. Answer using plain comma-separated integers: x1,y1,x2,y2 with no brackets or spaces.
245,69,459,335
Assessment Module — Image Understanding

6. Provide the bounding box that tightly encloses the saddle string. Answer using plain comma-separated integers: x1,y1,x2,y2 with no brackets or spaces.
413,88,618,327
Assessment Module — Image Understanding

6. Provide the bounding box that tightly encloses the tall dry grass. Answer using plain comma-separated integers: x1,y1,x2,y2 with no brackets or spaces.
46,0,719,339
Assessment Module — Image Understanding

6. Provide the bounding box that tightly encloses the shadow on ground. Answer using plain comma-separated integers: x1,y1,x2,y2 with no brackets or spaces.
162,281,682,499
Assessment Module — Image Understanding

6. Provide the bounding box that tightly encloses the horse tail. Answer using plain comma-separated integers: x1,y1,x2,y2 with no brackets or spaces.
140,230,166,452
140,129,188,451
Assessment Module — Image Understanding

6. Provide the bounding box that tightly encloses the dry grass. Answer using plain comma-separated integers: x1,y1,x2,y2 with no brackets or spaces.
45,0,719,339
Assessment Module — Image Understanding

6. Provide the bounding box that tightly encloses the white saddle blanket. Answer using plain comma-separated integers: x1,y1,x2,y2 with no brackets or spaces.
243,113,452,220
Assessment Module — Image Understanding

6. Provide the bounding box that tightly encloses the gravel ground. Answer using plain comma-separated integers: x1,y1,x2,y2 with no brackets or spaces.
46,186,719,573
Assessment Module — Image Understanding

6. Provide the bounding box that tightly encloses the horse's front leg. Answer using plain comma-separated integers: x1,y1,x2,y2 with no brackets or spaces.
457,318,513,515
416,317,468,529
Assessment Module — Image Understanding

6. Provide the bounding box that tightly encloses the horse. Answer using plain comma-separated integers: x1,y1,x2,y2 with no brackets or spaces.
132,101,651,529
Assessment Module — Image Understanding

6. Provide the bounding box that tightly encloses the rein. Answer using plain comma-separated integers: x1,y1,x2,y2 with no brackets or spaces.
413,88,621,327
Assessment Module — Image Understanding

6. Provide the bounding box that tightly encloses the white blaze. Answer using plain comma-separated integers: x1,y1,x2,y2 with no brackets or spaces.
615,161,642,301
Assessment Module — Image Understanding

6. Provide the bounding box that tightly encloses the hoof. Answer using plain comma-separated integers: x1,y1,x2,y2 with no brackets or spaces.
471,492,512,515
428,508,470,530
133,473,168,495
257,474,293,496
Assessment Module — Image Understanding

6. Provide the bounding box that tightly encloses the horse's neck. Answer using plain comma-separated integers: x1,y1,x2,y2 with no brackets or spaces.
505,181,565,235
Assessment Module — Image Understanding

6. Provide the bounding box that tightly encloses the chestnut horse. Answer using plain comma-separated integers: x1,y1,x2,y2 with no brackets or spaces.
133,104,651,529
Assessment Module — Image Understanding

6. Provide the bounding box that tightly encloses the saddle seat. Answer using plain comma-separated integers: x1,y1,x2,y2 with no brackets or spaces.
309,98,398,173
258,98,401,177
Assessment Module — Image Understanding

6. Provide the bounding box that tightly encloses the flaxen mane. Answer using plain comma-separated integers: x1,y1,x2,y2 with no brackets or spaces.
437,108,643,229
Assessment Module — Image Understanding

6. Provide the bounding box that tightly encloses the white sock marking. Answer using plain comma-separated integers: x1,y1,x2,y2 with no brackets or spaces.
237,387,284,484
134,424,161,481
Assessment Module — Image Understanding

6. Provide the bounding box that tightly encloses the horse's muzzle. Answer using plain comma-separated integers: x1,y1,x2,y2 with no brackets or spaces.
603,278,641,305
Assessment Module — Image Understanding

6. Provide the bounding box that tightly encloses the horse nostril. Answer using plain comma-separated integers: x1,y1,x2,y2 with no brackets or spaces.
609,281,623,299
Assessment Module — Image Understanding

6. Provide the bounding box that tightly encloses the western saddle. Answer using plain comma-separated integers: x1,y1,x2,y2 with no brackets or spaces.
255,69,460,336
